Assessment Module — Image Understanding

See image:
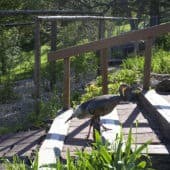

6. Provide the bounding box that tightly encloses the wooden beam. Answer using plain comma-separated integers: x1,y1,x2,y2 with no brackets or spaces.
0,22,34,27
143,38,152,91
63,57,70,110
100,48,108,94
34,19,41,114
0,10,100,16
48,23,170,61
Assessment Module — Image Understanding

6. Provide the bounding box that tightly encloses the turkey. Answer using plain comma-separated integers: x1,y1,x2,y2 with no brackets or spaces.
66,84,133,139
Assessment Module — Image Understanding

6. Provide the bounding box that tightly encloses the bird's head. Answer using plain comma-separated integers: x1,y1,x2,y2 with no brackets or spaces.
119,84,142,101
65,105,82,123
119,84,132,101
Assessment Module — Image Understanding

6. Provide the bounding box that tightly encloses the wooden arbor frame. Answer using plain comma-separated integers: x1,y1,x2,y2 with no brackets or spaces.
34,15,170,112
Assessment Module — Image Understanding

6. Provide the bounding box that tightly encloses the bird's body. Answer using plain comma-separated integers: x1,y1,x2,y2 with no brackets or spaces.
72,94,121,119
65,84,133,139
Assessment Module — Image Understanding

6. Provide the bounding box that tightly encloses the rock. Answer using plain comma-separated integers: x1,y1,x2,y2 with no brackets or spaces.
156,79,170,93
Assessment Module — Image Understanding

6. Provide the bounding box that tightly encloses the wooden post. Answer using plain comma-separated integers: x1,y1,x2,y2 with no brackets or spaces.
99,20,108,94
50,21,57,89
34,18,41,114
99,19,105,39
143,38,152,91
100,48,108,94
63,57,70,110
97,19,105,75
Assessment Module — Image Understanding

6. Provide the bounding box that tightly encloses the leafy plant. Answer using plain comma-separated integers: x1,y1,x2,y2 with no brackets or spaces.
152,49,170,74
121,56,144,73
2,155,29,170
54,129,153,170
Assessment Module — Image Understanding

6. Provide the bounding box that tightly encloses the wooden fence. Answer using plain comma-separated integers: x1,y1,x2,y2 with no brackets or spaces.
35,17,170,111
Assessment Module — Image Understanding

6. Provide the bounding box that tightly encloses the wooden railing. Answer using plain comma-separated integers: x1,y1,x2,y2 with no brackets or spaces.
47,23,170,110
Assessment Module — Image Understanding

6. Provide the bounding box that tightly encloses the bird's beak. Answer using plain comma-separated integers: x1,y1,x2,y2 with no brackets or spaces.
65,115,73,123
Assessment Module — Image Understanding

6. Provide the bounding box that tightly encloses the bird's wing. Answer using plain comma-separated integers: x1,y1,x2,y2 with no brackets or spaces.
87,95,120,116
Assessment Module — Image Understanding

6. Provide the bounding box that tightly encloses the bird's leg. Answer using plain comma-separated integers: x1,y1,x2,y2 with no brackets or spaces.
100,123,112,131
92,117,100,141
86,118,93,140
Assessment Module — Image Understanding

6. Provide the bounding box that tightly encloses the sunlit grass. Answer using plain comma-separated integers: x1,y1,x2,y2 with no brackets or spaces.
2,45,51,82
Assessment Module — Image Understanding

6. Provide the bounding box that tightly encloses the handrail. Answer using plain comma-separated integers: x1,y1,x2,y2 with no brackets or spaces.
33,19,170,112
48,23,170,61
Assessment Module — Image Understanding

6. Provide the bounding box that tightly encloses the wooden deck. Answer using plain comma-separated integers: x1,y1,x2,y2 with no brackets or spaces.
60,101,170,160
59,98,170,170
61,118,93,160
0,129,45,159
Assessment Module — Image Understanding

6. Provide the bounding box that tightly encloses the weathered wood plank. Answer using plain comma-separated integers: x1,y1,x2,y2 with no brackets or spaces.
49,21,57,89
100,48,108,94
61,118,92,160
48,23,170,61
117,103,162,145
0,129,45,157
0,10,100,16
124,132,160,144
34,19,41,114
63,57,70,110
132,144,170,154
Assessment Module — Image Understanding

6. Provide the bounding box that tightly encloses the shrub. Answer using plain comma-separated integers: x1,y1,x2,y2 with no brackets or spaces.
152,49,170,74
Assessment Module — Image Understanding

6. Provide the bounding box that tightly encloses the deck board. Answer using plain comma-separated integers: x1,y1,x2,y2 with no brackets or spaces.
117,102,170,154
0,129,45,158
61,118,93,160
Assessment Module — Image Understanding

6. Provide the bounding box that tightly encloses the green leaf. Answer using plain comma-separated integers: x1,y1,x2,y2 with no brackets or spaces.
137,161,146,168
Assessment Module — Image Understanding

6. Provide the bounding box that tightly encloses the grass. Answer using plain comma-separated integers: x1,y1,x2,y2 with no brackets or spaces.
0,44,50,83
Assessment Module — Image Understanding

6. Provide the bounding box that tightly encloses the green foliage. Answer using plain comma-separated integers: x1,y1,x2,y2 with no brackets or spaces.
71,52,98,80
121,56,144,73
2,155,29,170
155,33,170,51
121,49,170,74
0,28,21,77
152,49,170,74
78,48,170,107
80,67,139,104
80,84,102,103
